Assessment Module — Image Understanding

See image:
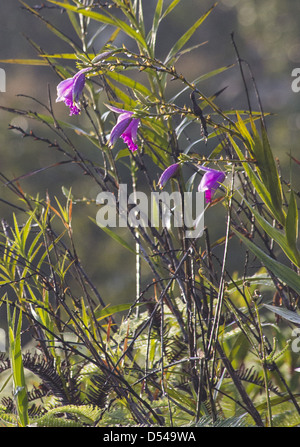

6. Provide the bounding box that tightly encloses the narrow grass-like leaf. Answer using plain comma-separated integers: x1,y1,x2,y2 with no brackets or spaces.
285,191,300,266
7,303,29,427
136,0,145,37
115,148,130,161
230,136,283,224
194,64,235,83
161,0,181,19
148,0,164,51
251,121,284,224
174,41,208,60
62,0,81,39
95,302,142,321
226,271,273,294
40,53,93,60
236,112,253,149
98,226,136,255
233,116,285,225
105,78,138,109
87,24,107,49
263,304,300,325
47,1,148,49
90,218,136,254
0,59,48,66
232,229,300,296
20,0,80,51
164,3,216,65
153,0,164,31
238,192,300,267
106,71,157,101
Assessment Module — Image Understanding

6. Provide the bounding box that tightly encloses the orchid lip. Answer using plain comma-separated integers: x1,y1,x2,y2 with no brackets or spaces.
197,166,225,203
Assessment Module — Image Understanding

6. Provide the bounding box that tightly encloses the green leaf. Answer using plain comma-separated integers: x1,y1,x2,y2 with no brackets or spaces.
251,121,284,224
226,272,273,294
166,385,196,413
87,24,108,49
62,0,81,38
235,112,253,146
139,123,170,167
230,135,284,224
170,62,233,102
106,71,157,101
153,0,164,33
105,78,138,109
263,304,300,325
232,229,300,296
0,58,48,66
47,0,148,48
115,148,130,161
40,53,93,59
148,0,164,51
89,218,136,254
161,0,181,20
20,1,81,51
164,3,216,65
94,302,142,321
34,405,101,427
195,64,235,83
7,303,29,427
99,227,136,254
238,192,300,267
136,0,145,36
285,191,300,265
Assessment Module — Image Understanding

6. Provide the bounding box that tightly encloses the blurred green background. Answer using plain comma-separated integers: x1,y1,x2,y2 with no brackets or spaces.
0,0,299,314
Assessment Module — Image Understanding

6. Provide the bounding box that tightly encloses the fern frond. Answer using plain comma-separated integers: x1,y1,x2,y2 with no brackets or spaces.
27,384,51,403
32,404,101,427
193,415,251,427
85,373,111,407
28,403,46,418
146,300,162,334
1,396,14,413
22,352,69,403
31,414,84,427
165,335,188,364
0,404,18,426
0,353,10,374
232,365,281,396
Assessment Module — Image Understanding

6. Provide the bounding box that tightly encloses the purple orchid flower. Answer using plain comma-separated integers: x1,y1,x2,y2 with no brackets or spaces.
56,67,91,116
198,166,225,203
158,163,180,188
107,105,140,152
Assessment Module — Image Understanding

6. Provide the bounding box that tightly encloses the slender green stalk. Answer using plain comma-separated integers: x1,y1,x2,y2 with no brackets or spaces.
7,302,29,427
253,299,273,427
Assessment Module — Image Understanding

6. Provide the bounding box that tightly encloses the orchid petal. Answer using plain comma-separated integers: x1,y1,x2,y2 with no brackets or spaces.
106,104,132,115
107,105,140,151
109,116,133,146
72,71,86,103
56,78,74,103
56,68,90,114
158,163,180,188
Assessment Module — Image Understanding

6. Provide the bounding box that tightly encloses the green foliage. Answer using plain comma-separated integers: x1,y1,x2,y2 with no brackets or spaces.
0,0,299,429
233,230,300,296
6,304,29,427
32,405,102,427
